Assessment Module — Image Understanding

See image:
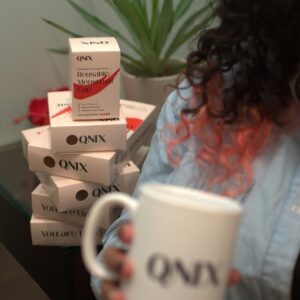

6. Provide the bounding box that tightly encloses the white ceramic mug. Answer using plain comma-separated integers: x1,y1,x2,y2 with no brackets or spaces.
82,183,242,300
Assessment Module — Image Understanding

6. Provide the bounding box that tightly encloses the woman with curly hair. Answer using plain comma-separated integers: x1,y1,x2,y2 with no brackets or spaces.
91,0,300,299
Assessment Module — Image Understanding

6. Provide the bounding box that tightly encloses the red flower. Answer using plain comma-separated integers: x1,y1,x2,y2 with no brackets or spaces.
13,86,69,126
28,98,49,126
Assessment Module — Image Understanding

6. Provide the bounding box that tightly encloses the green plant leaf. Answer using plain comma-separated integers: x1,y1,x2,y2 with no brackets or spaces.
162,14,215,68
177,2,212,37
153,0,173,55
132,0,149,29
110,0,152,50
110,0,159,74
150,0,159,46
105,0,140,46
121,59,152,77
42,18,82,37
173,0,194,22
162,3,215,62
47,47,69,54
66,0,142,55
121,52,145,69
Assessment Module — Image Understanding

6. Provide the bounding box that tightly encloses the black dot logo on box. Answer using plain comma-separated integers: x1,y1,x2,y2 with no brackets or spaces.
76,190,88,201
66,135,78,145
43,156,55,168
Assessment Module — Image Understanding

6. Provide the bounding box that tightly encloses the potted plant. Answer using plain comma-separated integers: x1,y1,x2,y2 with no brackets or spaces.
44,0,216,114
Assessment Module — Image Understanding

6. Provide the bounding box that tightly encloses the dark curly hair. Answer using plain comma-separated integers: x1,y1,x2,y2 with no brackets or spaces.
166,0,300,196
186,0,300,124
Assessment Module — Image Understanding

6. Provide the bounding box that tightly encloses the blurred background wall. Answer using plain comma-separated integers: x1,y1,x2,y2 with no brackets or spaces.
0,0,202,146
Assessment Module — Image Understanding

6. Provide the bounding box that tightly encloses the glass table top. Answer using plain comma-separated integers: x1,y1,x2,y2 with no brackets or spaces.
0,142,38,220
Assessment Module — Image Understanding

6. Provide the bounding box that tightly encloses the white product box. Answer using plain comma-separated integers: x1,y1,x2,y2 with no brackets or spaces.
28,100,155,185
30,216,105,246
115,100,155,163
21,126,48,159
28,126,124,185
32,184,88,225
48,91,127,153
36,161,139,212
69,37,120,120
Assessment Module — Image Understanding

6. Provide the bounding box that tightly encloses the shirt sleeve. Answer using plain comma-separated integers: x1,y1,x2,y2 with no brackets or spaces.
90,80,191,299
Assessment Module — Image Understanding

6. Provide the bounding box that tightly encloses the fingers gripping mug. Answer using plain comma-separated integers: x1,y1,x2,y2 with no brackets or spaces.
82,183,242,300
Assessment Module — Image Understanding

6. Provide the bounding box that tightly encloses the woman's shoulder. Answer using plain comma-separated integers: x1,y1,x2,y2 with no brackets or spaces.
167,78,193,108
157,79,193,128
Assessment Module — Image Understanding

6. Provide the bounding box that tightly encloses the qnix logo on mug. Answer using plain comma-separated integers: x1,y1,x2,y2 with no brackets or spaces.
147,252,221,288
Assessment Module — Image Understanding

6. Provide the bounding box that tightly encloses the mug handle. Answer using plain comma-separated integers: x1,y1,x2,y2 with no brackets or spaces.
82,192,138,280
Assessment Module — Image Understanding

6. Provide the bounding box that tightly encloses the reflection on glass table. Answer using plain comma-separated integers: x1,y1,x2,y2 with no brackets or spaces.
0,142,38,218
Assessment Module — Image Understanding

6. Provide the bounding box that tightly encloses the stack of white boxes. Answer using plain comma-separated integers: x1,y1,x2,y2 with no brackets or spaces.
21,37,155,246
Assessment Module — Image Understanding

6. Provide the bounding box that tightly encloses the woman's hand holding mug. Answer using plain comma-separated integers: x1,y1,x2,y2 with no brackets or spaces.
101,223,134,300
100,223,240,300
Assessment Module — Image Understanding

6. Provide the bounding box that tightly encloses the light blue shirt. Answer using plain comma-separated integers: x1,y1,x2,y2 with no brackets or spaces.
91,81,300,300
